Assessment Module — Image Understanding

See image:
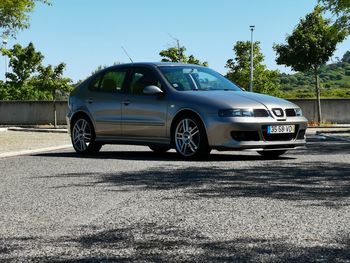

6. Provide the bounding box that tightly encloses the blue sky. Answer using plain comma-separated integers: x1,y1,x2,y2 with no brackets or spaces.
1,0,349,82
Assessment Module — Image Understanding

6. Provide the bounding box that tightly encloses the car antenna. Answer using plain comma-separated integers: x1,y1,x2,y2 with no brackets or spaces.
121,46,134,63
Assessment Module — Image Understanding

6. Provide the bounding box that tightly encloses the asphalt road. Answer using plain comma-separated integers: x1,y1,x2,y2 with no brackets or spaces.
0,136,349,262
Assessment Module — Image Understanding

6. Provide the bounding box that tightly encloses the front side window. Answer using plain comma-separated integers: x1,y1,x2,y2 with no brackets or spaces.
159,66,242,91
129,68,161,95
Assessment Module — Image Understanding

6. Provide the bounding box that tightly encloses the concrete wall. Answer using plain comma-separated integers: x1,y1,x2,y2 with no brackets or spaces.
0,99,349,125
289,99,350,124
0,101,68,125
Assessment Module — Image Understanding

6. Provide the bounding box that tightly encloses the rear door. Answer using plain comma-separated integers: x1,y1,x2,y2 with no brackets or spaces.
86,67,128,136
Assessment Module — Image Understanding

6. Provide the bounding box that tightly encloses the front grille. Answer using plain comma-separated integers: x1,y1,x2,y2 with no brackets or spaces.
254,109,269,117
285,109,296,117
262,125,299,141
231,131,260,141
272,108,285,118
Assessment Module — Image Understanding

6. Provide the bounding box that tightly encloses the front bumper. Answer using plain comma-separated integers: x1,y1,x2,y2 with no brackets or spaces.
205,115,307,151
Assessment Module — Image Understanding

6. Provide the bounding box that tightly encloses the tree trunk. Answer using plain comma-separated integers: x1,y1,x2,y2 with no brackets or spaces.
314,69,322,124
52,90,57,128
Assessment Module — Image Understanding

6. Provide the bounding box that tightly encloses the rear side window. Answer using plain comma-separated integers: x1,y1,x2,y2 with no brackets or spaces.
89,69,127,92
89,75,102,91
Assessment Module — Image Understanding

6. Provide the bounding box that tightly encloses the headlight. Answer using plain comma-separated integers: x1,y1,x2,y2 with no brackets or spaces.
295,108,303,116
218,108,254,117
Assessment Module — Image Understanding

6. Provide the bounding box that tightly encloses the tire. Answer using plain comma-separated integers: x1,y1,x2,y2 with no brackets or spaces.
257,150,287,158
173,114,210,159
71,116,102,155
149,146,171,154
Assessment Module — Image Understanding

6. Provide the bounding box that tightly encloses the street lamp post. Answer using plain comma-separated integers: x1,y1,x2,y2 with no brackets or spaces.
249,25,255,92
2,33,8,80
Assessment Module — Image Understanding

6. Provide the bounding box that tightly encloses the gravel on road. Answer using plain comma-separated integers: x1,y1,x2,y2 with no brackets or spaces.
0,136,349,262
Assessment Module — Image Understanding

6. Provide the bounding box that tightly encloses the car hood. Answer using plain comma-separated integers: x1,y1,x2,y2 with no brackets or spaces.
180,90,298,110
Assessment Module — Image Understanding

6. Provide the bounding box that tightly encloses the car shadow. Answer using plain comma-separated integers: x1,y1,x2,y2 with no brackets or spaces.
37,160,350,205
34,150,295,162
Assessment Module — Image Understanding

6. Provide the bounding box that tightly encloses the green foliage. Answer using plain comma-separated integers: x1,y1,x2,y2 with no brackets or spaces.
278,59,350,98
274,6,347,73
274,5,347,122
342,51,350,62
2,42,43,85
159,45,208,66
319,0,350,33
35,63,73,100
225,41,280,96
0,0,50,37
0,42,72,100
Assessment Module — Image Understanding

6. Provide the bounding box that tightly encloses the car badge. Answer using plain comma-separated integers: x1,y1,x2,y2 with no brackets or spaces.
273,108,284,117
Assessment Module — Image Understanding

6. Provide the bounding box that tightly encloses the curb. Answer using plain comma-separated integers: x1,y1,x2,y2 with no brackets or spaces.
317,133,350,142
7,127,67,133
316,130,350,134
0,144,72,158
308,126,350,129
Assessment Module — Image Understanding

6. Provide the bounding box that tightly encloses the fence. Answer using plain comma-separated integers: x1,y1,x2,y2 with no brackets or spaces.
0,101,68,125
289,99,350,124
0,99,349,125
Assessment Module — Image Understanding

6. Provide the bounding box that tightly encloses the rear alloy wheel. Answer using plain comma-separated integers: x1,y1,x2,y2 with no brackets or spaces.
173,115,210,159
72,116,101,155
149,146,171,154
257,150,287,159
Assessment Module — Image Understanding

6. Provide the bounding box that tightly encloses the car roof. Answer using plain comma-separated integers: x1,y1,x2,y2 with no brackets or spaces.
108,62,206,69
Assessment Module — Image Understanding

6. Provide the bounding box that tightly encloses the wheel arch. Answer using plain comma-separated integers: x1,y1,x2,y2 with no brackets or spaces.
170,108,208,144
70,110,95,133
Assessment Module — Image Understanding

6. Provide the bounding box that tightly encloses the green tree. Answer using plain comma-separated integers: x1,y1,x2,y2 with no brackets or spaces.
274,6,347,123
225,41,280,95
0,42,73,102
36,63,72,100
0,0,50,37
35,63,72,126
2,42,43,85
1,42,44,100
159,45,208,66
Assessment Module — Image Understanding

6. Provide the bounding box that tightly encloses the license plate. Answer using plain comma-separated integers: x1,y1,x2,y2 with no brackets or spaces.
267,125,295,134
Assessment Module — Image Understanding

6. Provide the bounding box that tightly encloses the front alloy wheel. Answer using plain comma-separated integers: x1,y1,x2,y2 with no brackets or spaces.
72,117,101,155
174,115,210,159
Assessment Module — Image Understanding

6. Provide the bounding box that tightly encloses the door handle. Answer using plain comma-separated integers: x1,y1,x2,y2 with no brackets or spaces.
86,98,93,104
123,100,130,106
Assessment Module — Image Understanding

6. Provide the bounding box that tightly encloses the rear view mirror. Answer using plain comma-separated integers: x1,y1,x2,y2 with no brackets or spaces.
143,85,163,95
182,68,198,74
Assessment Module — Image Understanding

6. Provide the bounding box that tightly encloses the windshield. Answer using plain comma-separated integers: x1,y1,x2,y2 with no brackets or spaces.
159,66,242,91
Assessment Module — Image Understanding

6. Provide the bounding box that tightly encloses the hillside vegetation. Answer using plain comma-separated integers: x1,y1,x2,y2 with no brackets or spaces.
278,55,350,98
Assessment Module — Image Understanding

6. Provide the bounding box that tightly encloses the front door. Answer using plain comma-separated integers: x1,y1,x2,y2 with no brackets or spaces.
121,67,168,139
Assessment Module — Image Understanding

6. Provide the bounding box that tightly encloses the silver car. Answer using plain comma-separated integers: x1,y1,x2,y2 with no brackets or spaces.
67,62,307,159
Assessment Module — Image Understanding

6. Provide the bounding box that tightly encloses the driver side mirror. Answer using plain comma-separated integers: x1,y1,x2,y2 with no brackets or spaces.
143,85,164,95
